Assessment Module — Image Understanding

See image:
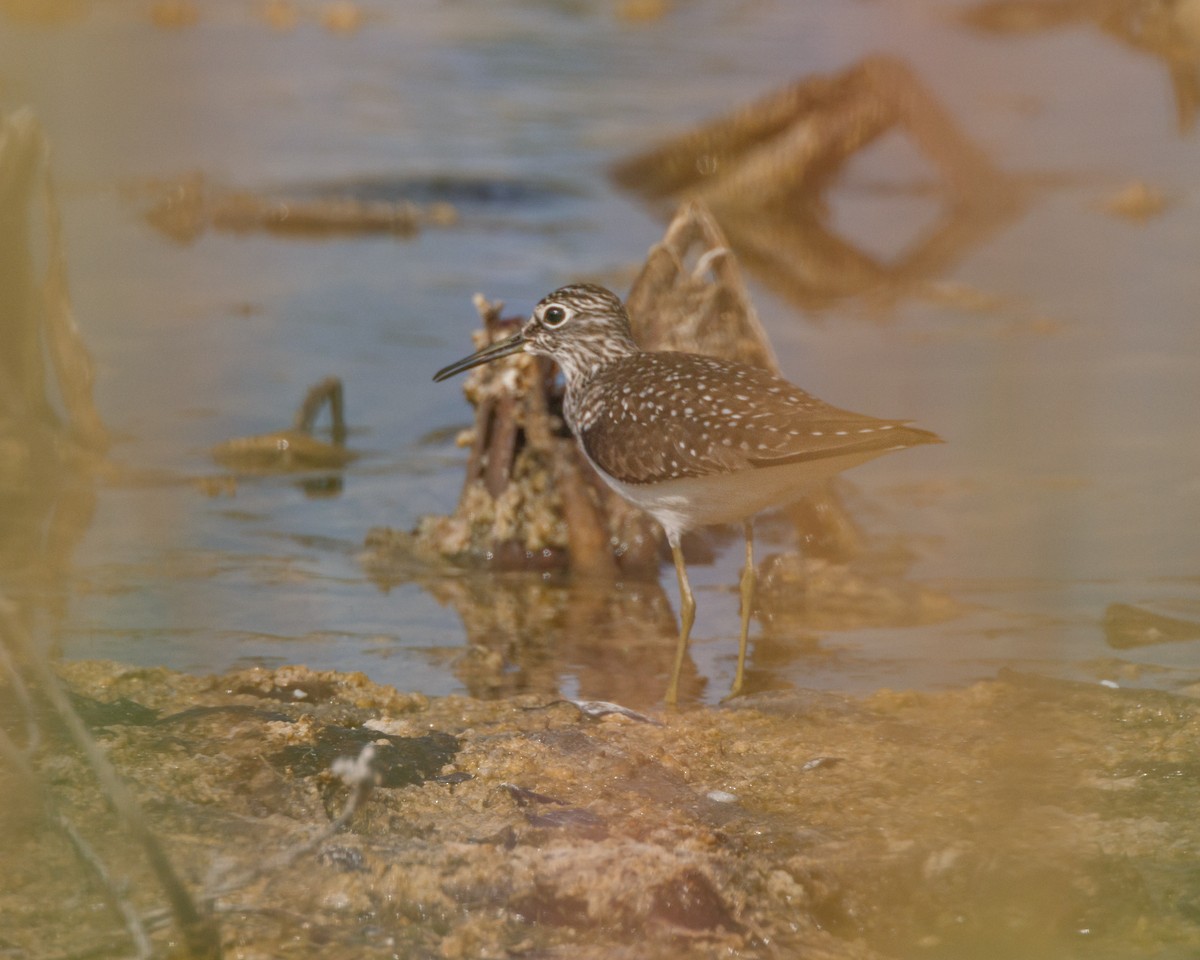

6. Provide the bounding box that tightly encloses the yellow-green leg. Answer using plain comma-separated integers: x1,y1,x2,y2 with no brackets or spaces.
726,520,755,701
665,533,695,707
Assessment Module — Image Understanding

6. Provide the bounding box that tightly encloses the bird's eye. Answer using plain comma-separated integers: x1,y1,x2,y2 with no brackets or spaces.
542,305,568,327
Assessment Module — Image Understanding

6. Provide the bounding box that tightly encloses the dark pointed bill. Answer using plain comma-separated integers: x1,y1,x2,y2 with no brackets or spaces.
432,330,526,382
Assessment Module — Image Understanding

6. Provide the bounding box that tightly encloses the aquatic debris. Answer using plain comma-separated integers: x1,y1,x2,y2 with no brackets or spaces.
502,782,569,807
321,0,362,32
273,726,458,788
1104,602,1200,648
210,377,357,489
260,0,298,30
561,699,664,725
1101,180,1169,221
131,172,457,244
149,0,198,28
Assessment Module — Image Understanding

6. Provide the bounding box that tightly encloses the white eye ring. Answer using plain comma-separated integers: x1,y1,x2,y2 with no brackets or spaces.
541,304,569,327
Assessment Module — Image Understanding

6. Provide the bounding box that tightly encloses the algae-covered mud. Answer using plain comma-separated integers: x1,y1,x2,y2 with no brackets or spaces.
3,662,1197,959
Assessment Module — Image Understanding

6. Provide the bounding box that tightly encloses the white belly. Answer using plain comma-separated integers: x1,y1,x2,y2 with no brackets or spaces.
586,447,896,541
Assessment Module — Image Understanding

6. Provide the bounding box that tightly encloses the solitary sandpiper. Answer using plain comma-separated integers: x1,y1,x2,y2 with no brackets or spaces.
434,283,939,705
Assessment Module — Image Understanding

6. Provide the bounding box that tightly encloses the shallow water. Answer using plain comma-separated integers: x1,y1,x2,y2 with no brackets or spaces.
2,0,1199,704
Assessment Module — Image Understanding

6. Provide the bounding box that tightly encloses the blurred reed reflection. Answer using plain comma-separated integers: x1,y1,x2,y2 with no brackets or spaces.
0,109,107,621
613,56,1023,315
0,0,90,25
961,0,1200,134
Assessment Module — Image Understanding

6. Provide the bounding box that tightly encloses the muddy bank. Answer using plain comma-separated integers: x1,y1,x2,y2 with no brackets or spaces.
2,661,1197,958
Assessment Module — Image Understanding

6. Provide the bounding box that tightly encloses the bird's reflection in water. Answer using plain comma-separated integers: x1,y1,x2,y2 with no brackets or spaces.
415,571,696,707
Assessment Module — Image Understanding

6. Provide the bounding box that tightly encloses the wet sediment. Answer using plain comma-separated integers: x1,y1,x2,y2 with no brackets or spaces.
3,660,1196,959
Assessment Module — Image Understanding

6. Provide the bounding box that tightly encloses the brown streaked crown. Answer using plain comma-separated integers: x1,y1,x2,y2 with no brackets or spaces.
520,283,640,385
